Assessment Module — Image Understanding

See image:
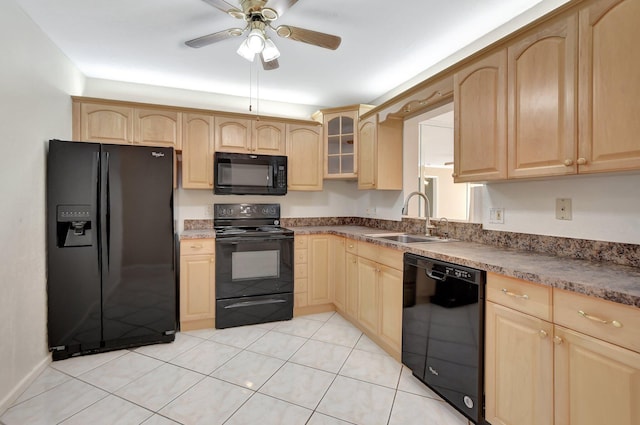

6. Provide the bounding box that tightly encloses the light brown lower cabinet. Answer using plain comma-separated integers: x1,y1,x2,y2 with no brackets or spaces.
179,239,215,331
485,273,640,425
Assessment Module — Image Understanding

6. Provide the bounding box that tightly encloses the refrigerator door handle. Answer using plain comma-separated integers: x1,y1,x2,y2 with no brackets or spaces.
94,151,101,270
105,152,110,267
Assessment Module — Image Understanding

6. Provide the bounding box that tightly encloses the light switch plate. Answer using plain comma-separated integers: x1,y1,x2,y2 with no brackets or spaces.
489,208,505,224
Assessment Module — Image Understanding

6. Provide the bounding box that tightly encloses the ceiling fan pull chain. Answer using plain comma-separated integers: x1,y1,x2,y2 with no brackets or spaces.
249,60,253,112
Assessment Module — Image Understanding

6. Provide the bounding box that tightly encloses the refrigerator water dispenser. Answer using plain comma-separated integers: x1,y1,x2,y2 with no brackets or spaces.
56,205,92,247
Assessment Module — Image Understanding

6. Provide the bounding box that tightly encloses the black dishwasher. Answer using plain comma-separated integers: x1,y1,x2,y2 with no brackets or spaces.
402,252,486,425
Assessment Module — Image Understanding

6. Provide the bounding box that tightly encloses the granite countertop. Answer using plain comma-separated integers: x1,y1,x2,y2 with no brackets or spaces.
289,225,640,308
179,225,640,308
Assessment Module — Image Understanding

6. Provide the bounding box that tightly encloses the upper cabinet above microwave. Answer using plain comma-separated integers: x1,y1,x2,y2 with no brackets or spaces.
214,117,286,155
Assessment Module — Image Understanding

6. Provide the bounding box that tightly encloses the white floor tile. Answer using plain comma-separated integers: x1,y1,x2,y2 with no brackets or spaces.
389,390,469,425
307,412,355,425
397,365,443,400
253,320,284,330
246,330,307,360
169,340,241,375
115,363,204,411
79,351,164,392
289,339,352,373
259,362,335,410
273,317,324,338
159,377,252,425
182,327,217,340
354,334,388,356
339,349,402,388
13,367,71,405
49,349,128,377
208,325,268,349
225,393,313,425
0,379,108,425
141,414,181,425
134,333,203,362
210,350,284,390
326,313,355,328
316,375,395,425
311,322,362,348
59,394,153,424
300,311,336,322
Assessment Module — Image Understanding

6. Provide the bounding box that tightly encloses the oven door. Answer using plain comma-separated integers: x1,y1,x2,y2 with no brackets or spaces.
215,235,294,299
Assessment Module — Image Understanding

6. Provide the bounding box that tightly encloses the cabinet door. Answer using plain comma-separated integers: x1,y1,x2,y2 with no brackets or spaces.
324,111,357,178
377,264,403,353
214,117,251,153
578,0,640,173
345,252,359,319
287,124,323,191
330,236,346,311
179,254,216,323
357,257,379,335
485,302,554,425
554,325,640,425
182,113,214,189
308,235,331,305
135,109,182,149
507,15,578,178
454,50,508,182
253,120,286,155
357,116,376,189
79,103,134,144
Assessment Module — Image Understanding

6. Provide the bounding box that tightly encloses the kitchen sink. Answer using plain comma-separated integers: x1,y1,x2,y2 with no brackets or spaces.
367,233,454,243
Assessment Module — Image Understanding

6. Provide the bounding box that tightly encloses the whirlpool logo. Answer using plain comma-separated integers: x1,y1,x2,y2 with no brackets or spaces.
151,152,165,158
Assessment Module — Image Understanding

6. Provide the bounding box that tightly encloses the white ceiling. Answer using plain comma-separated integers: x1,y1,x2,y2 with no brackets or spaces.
15,0,566,109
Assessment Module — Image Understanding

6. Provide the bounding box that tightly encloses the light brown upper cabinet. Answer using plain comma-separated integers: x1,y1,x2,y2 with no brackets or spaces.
135,109,182,149
578,0,640,174
214,116,286,155
357,114,403,190
453,50,508,182
507,15,578,179
287,123,323,191
74,101,134,144
182,113,214,189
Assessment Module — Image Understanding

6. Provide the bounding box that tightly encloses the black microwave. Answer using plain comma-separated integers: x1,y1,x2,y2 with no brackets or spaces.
213,152,287,195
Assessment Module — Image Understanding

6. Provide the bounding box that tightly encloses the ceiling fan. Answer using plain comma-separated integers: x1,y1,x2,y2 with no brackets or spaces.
185,0,342,70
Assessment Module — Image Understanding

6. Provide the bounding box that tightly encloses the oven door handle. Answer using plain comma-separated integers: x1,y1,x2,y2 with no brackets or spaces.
216,235,293,243
425,269,447,282
223,298,288,309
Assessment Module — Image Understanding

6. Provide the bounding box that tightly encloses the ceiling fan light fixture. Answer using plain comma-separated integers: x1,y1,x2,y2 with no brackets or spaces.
246,28,266,53
262,38,280,62
236,39,256,61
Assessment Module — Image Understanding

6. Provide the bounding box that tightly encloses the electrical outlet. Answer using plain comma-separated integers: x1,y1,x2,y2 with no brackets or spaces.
556,198,572,220
366,207,377,216
489,208,505,224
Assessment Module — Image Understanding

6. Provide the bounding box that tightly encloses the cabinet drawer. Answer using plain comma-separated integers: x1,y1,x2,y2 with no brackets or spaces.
295,249,308,264
487,273,552,321
295,262,308,279
377,246,403,270
295,277,308,294
295,236,308,249
554,289,640,353
345,239,358,254
357,241,378,262
180,239,215,255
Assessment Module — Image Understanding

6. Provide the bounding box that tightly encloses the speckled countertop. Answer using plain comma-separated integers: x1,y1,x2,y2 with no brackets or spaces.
180,225,640,308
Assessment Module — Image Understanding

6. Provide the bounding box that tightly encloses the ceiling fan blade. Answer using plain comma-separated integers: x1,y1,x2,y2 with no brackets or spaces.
185,28,244,48
275,25,341,50
261,56,280,71
264,0,299,18
201,0,245,18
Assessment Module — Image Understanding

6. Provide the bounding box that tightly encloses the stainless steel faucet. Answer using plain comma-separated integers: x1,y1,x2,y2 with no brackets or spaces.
438,217,450,239
401,191,435,236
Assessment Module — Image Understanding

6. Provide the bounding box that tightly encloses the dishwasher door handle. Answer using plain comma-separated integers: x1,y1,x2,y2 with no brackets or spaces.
425,269,447,282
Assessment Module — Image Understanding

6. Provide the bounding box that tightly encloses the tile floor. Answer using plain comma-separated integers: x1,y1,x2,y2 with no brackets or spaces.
1,312,471,425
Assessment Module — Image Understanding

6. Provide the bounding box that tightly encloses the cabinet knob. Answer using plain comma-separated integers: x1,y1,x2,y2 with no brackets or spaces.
539,330,548,338
210,258,215,263
577,157,587,165
564,159,574,166
553,336,563,345
452,173,458,178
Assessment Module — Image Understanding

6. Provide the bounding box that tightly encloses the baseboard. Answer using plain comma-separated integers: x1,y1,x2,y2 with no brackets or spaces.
0,355,50,416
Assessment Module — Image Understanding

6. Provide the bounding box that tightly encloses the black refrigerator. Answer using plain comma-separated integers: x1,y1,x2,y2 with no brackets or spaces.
46,140,176,360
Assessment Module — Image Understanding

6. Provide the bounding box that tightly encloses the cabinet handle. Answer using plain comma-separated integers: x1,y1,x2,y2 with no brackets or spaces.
191,244,203,249
349,244,355,249
553,336,563,345
576,157,587,165
501,288,529,300
210,258,215,263
539,330,548,338
578,310,623,328
564,159,574,166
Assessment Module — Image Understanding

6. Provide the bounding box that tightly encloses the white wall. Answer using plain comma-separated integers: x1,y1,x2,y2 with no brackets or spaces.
482,173,640,244
0,0,85,413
